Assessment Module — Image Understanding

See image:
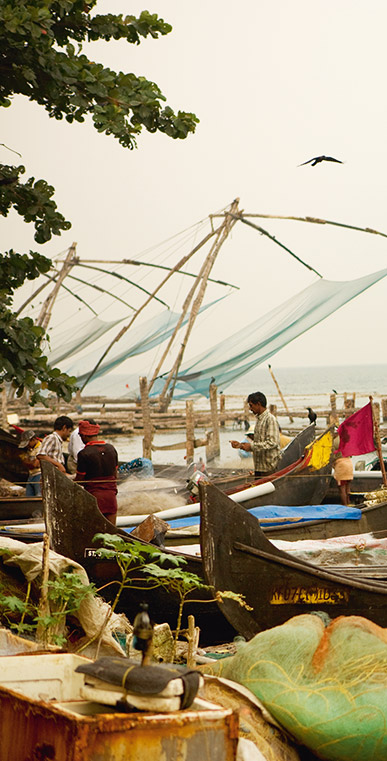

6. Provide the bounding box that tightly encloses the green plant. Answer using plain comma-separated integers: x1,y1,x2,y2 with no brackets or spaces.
0,570,96,646
91,534,251,660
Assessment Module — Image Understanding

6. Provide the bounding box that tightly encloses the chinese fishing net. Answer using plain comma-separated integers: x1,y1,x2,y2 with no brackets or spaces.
205,614,387,761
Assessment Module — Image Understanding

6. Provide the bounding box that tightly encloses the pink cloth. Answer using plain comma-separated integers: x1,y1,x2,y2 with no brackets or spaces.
337,402,374,456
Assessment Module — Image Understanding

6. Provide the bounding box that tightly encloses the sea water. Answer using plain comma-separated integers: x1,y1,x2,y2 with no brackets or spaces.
107,363,387,470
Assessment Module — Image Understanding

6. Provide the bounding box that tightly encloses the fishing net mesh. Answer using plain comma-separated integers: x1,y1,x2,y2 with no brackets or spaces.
205,614,387,761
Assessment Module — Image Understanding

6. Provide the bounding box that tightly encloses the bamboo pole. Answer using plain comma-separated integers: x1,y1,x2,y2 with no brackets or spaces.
186,615,200,669
148,203,240,400
370,395,387,486
268,364,294,423
15,273,59,317
186,400,195,464
210,212,387,240
36,533,50,647
73,259,238,290
140,377,153,460
80,226,220,392
230,213,322,278
209,383,220,459
36,243,77,331
158,199,240,407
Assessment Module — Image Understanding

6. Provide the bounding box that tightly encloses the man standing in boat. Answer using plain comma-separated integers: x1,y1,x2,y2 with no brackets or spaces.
75,420,118,525
230,391,281,477
37,415,74,473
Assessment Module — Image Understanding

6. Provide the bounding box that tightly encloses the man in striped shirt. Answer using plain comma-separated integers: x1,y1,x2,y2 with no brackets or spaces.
230,391,281,477
37,415,74,473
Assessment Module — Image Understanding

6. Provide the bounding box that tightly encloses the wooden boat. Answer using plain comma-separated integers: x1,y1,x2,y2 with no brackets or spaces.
6,461,387,546
0,496,42,520
0,652,237,761
325,469,384,504
200,481,387,640
0,428,28,485
41,462,237,644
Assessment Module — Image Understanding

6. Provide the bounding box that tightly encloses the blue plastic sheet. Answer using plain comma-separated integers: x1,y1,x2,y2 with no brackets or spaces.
128,504,362,532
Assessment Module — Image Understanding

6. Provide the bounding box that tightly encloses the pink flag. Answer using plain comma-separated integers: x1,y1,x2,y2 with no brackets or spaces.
337,402,374,456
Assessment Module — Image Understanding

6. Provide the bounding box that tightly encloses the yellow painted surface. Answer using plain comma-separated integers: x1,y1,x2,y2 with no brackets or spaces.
270,585,350,605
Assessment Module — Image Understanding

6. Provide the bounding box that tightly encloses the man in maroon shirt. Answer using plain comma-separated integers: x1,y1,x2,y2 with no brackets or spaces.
75,420,118,525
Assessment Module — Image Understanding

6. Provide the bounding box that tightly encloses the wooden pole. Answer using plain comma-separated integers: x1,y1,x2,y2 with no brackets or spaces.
186,615,200,669
80,226,220,392
219,392,225,427
268,364,294,423
36,243,77,331
36,533,50,647
185,400,195,465
140,377,153,460
209,382,220,459
1,388,7,428
370,395,387,486
157,199,241,408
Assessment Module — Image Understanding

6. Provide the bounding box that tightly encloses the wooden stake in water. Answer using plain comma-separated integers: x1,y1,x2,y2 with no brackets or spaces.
268,364,294,424
370,395,387,487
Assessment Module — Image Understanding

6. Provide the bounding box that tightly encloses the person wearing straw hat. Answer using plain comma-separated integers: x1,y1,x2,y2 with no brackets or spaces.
75,420,118,525
18,430,42,496
230,391,281,477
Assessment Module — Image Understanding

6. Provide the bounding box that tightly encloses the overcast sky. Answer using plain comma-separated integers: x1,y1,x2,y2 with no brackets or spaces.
2,0,387,377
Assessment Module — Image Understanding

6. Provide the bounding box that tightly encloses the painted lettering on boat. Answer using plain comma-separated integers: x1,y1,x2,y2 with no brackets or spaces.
270,586,350,605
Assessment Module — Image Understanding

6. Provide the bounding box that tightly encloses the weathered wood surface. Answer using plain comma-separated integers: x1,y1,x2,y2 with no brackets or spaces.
42,462,236,644
200,482,387,640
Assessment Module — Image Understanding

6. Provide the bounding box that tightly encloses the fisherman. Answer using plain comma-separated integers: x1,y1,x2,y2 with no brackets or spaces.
67,417,97,474
75,419,118,525
37,415,74,473
18,430,42,496
230,391,281,477
333,450,354,506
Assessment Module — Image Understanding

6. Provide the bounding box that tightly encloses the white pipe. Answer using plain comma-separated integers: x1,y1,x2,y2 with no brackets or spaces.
0,481,275,533
117,481,275,526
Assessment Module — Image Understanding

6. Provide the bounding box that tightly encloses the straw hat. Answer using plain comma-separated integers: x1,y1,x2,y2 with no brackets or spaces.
18,430,36,448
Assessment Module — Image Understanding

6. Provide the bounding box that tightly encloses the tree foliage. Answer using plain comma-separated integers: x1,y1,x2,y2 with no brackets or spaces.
0,250,78,402
0,1,198,147
0,1,198,403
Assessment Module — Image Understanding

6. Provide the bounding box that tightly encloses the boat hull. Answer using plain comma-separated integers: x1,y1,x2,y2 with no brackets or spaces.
200,482,387,640
42,462,236,644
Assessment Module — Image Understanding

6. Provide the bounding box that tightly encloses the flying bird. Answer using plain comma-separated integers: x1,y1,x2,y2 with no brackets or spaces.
298,155,343,167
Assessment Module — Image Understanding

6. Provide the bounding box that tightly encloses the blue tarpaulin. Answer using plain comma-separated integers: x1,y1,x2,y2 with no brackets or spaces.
128,504,362,531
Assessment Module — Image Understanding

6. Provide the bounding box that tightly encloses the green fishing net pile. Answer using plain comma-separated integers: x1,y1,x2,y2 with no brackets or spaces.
207,614,387,761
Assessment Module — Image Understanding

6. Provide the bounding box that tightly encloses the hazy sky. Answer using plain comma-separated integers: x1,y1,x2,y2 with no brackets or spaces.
3,1,387,380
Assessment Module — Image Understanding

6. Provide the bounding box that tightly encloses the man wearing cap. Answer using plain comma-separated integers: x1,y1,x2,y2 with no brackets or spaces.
18,430,42,496
67,418,97,474
230,391,281,477
75,420,118,525
37,415,74,473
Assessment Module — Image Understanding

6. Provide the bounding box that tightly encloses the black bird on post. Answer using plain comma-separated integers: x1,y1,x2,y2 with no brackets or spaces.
298,155,343,167
306,407,317,424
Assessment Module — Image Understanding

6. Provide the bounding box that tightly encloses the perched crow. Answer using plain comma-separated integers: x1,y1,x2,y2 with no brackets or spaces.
307,406,317,424
298,155,343,167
